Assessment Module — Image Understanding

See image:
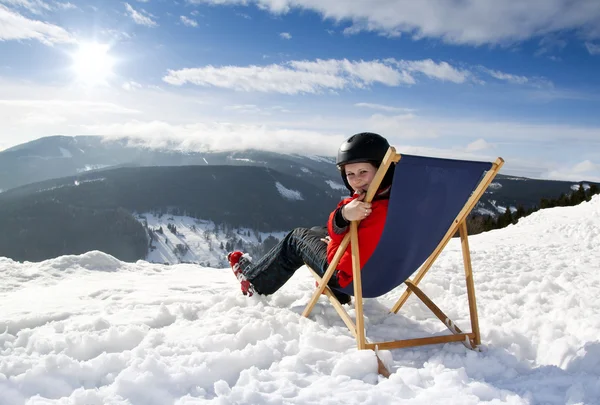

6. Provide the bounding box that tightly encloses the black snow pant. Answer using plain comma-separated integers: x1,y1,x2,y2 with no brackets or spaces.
243,226,351,302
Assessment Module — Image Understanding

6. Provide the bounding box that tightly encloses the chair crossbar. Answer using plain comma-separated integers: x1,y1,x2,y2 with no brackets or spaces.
365,333,476,351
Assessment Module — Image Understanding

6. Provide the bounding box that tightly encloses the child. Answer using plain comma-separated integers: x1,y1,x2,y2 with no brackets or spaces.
228,132,394,304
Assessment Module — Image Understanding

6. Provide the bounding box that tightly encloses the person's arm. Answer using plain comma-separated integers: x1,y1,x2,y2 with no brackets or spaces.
332,206,350,233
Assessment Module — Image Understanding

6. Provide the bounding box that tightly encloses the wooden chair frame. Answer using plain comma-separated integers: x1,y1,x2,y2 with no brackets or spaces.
302,147,504,359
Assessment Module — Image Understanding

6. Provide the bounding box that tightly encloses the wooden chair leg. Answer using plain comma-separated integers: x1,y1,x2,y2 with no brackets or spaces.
460,221,481,346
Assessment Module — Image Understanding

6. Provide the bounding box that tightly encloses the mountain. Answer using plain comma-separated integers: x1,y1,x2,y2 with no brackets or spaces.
0,135,343,194
1,196,599,404
1,135,598,263
2,136,597,216
0,165,339,262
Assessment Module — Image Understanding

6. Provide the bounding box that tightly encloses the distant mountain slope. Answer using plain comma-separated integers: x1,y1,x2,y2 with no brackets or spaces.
0,165,338,230
0,135,342,195
474,174,597,215
1,135,597,218
0,165,339,262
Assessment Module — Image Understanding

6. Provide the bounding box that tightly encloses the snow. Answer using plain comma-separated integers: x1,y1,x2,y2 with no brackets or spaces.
1,196,600,404
75,164,111,173
473,205,497,217
275,182,303,200
488,182,502,190
58,147,72,158
300,167,311,173
487,199,515,215
303,155,335,164
140,213,286,266
326,180,346,190
36,178,105,193
571,183,591,191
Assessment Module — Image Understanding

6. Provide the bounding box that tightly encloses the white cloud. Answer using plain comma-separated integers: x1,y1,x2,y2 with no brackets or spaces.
482,69,529,85
224,104,264,114
1,0,51,14
366,113,432,139
124,3,157,27
572,160,598,173
54,1,76,10
162,58,476,94
279,32,291,39
84,121,343,155
184,0,600,45
585,42,600,55
180,15,198,27
0,99,141,115
0,4,74,44
122,81,143,91
2,78,599,181
393,59,471,83
535,35,567,57
354,103,414,113
466,138,493,152
547,160,599,181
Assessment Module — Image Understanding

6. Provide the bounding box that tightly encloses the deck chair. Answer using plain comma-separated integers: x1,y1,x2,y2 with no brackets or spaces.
302,147,504,359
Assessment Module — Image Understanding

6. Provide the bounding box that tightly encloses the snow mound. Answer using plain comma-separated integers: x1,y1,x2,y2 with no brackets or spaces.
48,250,123,272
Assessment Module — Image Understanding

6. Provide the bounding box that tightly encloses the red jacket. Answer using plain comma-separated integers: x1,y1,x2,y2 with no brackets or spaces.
326,192,389,287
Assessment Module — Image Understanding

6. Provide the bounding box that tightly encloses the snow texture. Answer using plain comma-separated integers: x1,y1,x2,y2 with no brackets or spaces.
140,213,286,266
275,182,303,200
303,155,334,164
58,147,73,158
326,180,346,191
571,183,591,191
76,164,111,173
0,196,599,404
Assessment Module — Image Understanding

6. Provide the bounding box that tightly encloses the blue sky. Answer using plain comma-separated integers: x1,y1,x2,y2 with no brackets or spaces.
1,0,600,181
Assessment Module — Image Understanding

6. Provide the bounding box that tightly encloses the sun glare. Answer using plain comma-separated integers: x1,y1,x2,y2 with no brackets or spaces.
71,42,115,86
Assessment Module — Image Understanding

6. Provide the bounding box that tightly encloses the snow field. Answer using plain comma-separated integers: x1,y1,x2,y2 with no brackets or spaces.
0,196,599,404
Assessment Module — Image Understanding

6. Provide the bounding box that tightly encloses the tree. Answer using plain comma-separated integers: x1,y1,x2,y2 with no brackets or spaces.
570,185,586,205
261,235,279,254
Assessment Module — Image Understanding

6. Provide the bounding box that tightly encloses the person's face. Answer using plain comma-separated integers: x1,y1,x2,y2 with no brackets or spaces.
344,162,378,193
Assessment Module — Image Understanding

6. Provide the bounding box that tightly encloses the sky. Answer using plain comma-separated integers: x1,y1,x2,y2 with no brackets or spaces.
1,1,600,181
1,195,599,404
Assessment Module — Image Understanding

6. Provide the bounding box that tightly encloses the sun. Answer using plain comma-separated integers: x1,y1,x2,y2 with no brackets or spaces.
71,42,115,85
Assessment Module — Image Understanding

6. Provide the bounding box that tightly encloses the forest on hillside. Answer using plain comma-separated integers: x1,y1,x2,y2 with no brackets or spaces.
0,165,337,262
1,164,597,263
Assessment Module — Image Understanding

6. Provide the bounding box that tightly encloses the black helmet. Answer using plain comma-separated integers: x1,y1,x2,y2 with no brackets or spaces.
336,132,390,168
336,132,393,194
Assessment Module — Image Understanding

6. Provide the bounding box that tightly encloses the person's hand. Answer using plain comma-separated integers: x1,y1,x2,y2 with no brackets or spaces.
342,193,372,221
320,235,331,244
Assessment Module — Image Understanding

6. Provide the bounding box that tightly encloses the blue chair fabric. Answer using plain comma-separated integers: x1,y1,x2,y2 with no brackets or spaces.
336,154,492,298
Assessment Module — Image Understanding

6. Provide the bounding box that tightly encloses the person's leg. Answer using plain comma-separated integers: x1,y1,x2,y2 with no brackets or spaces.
306,226,351,304
243,227,351,304
244,227,329,294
